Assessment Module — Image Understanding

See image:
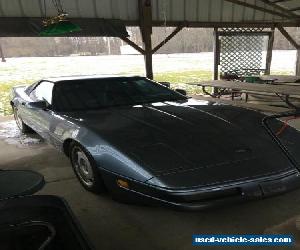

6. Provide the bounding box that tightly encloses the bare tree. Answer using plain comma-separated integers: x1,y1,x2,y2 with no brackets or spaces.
0,27,298,58
0,43,6,62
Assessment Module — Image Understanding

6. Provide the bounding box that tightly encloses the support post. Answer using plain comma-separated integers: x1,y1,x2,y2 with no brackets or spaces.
277,25,300,49
213,27,219,80
0,43,6,62
144,35,153,79
152,26,183,54
265,27,275,75
224,0,292,19
277,25,300,76
139,0,153,79
119,37,145,54
297,50,300,76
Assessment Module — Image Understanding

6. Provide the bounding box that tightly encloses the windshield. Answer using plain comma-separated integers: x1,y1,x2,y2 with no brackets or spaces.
53,77,187,112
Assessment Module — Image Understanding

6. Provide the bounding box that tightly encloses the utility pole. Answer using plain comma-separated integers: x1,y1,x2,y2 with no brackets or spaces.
0,43,6,62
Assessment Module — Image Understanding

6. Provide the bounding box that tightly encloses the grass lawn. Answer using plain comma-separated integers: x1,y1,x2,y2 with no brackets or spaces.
154,70,212,83
154,70,212,95
0,80,34,116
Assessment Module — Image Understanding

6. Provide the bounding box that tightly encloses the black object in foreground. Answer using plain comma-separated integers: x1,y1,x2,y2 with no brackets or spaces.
0,170,45,199
0,195,94,250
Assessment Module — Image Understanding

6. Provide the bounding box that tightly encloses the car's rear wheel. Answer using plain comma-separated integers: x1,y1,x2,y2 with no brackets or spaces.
13,106,32,134
70,142,106,193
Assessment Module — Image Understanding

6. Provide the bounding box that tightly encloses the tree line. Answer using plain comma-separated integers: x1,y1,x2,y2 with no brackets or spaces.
0,27,299,57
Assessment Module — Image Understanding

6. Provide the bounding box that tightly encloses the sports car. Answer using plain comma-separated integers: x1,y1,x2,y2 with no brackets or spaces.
10,75,300,210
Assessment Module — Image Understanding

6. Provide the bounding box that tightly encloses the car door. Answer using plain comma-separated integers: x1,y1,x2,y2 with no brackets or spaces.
27,81,55,141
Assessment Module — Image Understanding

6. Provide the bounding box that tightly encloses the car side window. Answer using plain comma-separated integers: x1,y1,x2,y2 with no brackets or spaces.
30,81,54,104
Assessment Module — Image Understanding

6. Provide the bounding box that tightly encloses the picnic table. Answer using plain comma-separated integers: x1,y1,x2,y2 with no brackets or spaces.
188,80,300,109
259,75,300,84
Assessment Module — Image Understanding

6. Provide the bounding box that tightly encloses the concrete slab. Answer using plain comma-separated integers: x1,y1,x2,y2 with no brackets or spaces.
1,116,300,250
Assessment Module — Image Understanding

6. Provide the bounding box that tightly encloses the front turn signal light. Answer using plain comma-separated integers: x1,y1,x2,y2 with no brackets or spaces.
117,179,130,189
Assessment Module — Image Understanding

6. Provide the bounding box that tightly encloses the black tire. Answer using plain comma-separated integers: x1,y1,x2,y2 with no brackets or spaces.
13,106,32,134
69,142,106,194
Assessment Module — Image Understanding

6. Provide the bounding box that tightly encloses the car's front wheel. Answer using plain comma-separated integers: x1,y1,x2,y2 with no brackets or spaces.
13,106,32,134
70,142,106,194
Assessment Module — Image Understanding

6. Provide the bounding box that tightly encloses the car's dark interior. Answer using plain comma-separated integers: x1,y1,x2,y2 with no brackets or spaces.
53,78,187,112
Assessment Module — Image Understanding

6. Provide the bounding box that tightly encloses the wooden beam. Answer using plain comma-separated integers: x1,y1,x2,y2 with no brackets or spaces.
277,25,300,49
152,26,183,54
150,20,299,28
289,7,300,12
217,31,273,36
119,37,145,54
0,17,130,37
224,0,293,19
258,0,299,18
265,28,275,74
272,0,293,3
0,18,299,36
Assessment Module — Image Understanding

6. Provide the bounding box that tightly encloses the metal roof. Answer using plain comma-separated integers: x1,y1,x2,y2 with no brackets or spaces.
0,0,139,20
0,0,299,26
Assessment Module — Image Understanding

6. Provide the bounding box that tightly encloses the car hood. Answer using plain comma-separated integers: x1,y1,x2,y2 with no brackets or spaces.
66,99,295,184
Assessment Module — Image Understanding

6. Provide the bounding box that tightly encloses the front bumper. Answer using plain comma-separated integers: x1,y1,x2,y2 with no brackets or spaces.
101,169,300,210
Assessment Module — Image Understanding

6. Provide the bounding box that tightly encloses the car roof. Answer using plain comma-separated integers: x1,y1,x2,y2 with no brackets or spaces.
43,75,144,83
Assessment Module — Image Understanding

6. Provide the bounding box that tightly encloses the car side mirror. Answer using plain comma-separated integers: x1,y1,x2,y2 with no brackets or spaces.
28,100,48,110
175,88,187,96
